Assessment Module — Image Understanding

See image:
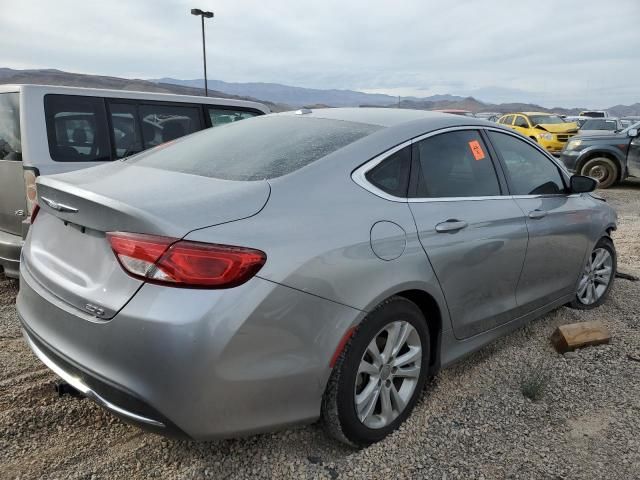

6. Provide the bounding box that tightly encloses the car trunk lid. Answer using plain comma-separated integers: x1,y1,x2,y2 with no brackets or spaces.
23,162,270,318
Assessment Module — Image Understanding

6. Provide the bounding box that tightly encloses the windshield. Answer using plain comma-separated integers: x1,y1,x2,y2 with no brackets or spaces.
130,115,381,180
0,93,21,161
529,115,565,125
581,119,618,131
621,121,640,134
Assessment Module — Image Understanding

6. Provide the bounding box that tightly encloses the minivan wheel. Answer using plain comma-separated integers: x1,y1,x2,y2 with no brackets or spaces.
569,237,616,310
580,157,618,189
321,296,430,446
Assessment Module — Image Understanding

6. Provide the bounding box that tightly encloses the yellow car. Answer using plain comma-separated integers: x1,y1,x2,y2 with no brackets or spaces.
497,112,579,155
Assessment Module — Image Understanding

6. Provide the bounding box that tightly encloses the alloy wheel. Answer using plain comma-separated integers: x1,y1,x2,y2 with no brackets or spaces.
577,247,613,305
354,321,422,429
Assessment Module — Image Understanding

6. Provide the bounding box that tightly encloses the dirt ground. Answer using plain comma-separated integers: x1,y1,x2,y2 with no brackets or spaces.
1,180,638,480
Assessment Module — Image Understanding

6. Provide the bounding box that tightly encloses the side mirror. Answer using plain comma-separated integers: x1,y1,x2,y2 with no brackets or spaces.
570,175,598,193
628,128,638,137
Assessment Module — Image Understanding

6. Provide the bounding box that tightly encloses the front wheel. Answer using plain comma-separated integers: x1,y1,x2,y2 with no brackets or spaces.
580,157,619,189
321,297,430,446
569,237,616,309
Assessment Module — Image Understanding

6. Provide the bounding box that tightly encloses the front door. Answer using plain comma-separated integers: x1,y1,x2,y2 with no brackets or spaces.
627,129,640,177
486,130,593,310
409,129,528,339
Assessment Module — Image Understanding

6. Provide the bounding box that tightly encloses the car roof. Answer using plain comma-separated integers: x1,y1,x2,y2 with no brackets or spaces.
0,83,270,112
276,107,489,128
520,112,555,116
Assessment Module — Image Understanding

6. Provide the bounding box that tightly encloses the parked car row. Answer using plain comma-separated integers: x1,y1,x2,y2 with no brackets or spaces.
8,93,617,445
558,119,640,188
496,112,579,155
0,84,269,278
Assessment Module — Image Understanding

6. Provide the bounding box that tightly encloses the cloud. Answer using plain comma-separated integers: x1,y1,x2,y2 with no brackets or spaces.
2,0,638,107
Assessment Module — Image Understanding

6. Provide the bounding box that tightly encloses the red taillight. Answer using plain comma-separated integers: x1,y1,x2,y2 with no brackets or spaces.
30,204,40,223
106,232,266,288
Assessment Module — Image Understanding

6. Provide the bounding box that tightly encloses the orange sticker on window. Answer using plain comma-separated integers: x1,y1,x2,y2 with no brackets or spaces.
468,140,485,160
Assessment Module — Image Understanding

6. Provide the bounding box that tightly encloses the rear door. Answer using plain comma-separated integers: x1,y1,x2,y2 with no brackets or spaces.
486,130,592,309
0,92,26,236
408,128,529,339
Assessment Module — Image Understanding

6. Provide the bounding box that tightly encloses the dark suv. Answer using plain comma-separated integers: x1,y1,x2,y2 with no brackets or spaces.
559,121,640,188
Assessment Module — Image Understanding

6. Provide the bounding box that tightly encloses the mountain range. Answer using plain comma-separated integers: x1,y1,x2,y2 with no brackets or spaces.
1,68,639,116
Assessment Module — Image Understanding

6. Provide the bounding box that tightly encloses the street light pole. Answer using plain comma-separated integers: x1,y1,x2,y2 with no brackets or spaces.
191,8,214,96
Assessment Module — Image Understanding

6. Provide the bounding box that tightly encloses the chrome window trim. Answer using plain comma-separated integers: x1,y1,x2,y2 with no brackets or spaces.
352,125,575,203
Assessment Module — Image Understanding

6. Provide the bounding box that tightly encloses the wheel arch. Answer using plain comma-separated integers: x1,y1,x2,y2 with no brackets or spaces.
393,289,443,376
576,148,625,182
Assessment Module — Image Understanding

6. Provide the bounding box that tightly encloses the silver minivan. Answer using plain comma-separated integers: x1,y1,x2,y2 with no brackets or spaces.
0,84,269,277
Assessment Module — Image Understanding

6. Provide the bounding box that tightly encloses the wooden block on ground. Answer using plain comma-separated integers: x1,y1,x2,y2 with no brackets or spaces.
550,321,611,353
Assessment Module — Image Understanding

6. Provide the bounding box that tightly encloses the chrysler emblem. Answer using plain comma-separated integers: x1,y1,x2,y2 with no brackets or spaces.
40,196,79,213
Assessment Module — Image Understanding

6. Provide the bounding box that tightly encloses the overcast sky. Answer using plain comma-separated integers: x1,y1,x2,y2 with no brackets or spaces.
2,0,638,107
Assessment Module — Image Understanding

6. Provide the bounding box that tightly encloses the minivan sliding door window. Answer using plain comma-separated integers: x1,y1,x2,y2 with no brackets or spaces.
0,93,21,161
44,95,110,162
108,103,143,158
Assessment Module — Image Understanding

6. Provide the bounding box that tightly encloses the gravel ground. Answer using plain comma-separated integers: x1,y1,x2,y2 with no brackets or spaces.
1,180,639,480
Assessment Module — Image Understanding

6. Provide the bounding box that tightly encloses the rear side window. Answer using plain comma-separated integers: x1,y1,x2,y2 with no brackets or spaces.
45,95,110,162
488,131,566,195
365,146,411,197
130,115,380,180
139,104,203,149
208,108,258,126
413,130,501,198
0,93,21,161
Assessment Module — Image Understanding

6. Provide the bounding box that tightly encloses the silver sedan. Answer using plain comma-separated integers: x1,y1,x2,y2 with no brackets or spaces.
18,108,617,446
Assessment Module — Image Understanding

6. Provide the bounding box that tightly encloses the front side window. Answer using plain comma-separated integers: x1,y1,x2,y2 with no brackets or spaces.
365,146,411,197
139,104,203,149
130,116,380,180
45,95,110,162
488,131,566,195
501,115,514,126
0,93,21,161
514,116,529,128
208,108,258,126
413,130,501,198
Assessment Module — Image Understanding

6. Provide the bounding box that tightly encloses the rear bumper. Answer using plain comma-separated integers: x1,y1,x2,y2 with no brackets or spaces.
22,325,185,437
17,263,361,440
0,229,22,278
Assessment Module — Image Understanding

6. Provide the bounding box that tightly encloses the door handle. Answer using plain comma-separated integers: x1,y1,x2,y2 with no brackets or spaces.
435,219,468,233
528,209,548,219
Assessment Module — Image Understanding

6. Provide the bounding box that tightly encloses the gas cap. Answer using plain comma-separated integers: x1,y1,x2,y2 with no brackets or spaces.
370,221,406,261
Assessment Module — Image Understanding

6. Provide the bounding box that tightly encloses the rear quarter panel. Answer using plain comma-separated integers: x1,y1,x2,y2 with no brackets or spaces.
184,141,451,331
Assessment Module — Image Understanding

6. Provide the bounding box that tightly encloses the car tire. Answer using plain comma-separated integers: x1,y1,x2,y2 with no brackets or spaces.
580,157,619,189
568,237,616,310
321,296,430,446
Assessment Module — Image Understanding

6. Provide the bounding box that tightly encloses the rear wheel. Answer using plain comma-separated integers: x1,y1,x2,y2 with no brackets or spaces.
569,237,616,309
321,296,430,446
580,157,619,189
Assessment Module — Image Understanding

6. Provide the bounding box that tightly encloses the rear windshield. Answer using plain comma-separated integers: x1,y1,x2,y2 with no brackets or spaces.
129,115,381,180
0,93,21,161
